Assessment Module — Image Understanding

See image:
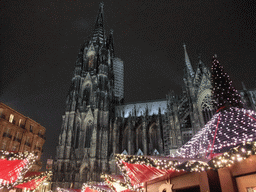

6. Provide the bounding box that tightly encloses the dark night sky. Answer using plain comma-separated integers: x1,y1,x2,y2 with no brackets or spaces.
0,0,255,169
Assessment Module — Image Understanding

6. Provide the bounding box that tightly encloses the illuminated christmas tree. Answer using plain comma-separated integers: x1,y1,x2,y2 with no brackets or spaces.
177,55,256,158
211,54,243,109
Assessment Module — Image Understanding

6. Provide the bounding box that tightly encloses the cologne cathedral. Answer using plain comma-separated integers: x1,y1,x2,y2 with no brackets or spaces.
52,3,256,190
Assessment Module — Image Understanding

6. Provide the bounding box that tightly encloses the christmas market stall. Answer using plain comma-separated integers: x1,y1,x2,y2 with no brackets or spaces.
115,141,256,192
0,151,36,189
115,154,187,191
14,171,52,191
115,153,210,192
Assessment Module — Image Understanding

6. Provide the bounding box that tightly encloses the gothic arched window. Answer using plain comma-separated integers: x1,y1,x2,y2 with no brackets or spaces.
83,84,91,105
136,125,143,151
201,94,212,110
149,124,158,154
85,120,93,148
88,55,94,68
201,94,215,123
122,127,129,151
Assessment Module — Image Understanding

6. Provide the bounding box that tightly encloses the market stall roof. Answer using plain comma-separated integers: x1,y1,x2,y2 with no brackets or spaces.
83,187,98,192
122,161,185,186
115,141,256,190
103,174,133,192
115,154,187,187
0,151,36,188
14,171,52,191
82,183,112,192
177,107,256,159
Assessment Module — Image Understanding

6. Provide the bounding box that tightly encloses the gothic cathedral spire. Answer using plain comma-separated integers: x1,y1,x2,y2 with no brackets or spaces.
183,44,195,78
92,2,105,45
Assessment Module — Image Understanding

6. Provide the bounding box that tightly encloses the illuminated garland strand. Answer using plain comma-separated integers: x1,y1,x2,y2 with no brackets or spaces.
101,174,129,190
114,158,141,192
104,180,116,192
0,151,36,189
115,154,180,170
101,142,256,192
209,141,256,169
116,141,256,173
15,171,52,192
0,150,35,160
82,182,112,192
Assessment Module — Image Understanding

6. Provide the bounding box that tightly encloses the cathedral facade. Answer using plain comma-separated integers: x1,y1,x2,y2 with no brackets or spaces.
52,3,256,190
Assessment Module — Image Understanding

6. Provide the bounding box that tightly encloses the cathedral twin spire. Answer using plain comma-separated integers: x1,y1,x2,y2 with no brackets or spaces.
73,2,115,76
183,44,195,79
92,2,105,45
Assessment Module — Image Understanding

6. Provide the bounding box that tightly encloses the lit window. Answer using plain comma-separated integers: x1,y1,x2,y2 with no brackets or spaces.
9,114,14,123
19,119,22,126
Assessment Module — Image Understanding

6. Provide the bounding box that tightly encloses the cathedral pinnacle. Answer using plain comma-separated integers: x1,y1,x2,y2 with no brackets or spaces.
198,53,204,67
100,2,104,8
183,44,195,78
242,81,247,90
92,2,105,45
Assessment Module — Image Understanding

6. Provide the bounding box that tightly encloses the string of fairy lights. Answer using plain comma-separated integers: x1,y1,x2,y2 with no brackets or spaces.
81,182,112,192
0,151,36,189
15,171,52,192
177,107,256,158
114,155,144,192
115,141,256,172
101,174,130,192
0,151,51,191
211,55,243,109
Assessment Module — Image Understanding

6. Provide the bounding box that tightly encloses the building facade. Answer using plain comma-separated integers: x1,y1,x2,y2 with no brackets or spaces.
52,3,256,190
0,102,46,171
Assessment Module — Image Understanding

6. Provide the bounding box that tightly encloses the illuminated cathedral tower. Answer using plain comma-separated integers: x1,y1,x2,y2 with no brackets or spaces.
52,3,256,191
52,3,123,190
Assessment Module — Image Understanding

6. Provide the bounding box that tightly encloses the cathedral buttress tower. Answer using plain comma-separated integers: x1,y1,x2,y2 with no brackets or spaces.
182,44,201,135
52,3,117,190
